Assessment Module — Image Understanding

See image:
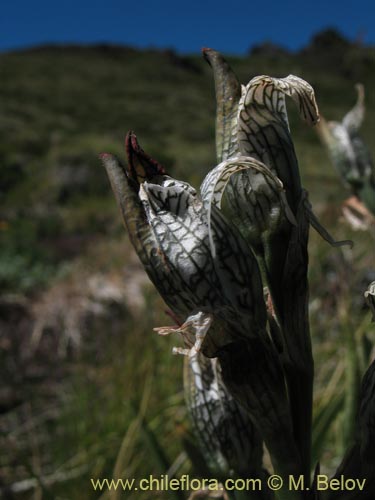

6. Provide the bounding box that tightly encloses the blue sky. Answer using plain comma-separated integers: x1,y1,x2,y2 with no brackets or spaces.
1,0,373,54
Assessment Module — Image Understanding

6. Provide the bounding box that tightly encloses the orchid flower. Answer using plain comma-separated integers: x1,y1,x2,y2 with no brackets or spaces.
317,84,375,216
101,132,267,359
202,49,351,331
184,351,264,480
102,131,302,494
202,49,338,486
102,49,372,499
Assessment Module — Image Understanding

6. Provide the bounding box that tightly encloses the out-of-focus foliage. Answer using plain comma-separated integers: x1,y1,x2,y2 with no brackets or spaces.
1,32,374,294
1,29,375,499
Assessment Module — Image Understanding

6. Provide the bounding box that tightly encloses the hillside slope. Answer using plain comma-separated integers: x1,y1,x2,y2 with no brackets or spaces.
1,31,374,293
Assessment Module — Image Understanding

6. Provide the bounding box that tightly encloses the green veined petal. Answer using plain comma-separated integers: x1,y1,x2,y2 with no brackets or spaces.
184,351,263,477
237,74,319,210
342,83,365,135
200,156,296,257
203,48,242,162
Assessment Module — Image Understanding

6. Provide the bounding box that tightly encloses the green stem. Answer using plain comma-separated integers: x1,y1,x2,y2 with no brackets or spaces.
341,319,360,454
284,362,314,484
219,339,304,500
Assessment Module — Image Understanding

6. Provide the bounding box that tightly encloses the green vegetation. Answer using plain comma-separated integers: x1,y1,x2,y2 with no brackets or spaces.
1,29,375,498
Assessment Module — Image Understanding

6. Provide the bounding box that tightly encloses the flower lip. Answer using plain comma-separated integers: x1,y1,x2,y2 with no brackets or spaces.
140,181,198,217
125,131,166,188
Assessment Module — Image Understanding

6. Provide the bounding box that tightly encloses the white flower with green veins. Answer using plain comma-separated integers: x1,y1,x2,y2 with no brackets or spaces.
317,84,375,215
102,132,267,358
184,351,263,478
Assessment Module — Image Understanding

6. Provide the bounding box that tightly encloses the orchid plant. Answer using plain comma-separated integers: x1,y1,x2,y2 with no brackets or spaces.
317,84,375,229
101,49,375,500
